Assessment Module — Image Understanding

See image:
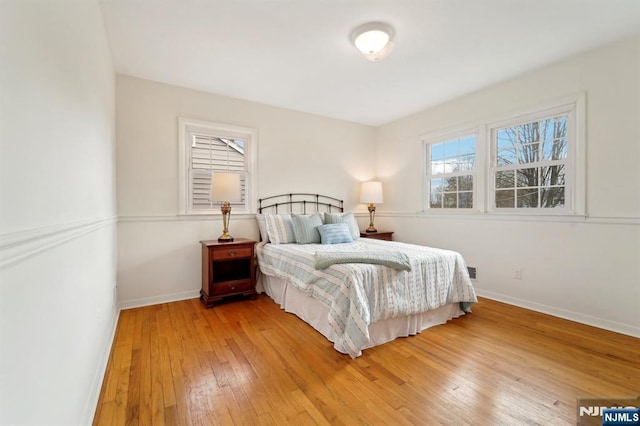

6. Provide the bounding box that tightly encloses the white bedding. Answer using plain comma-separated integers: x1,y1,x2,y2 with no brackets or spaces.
257,273,466,356
256,239,477,357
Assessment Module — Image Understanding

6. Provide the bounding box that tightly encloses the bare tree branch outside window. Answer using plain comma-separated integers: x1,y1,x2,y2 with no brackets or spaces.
494,115,567,209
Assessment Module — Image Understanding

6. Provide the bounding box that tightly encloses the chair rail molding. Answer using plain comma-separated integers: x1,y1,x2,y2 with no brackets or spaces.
375,211,640,225
0,216,117,270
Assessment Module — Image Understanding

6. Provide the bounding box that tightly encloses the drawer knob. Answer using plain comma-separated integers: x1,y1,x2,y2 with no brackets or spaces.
228,251,237,256
230,285,236,290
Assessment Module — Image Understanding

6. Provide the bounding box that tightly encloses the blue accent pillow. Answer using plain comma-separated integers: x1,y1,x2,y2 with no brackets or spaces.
324,212,359,240
291,213,323,244
317,223,354,244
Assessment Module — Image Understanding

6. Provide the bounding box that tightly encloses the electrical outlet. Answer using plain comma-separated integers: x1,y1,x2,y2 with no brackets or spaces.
514,268,523,280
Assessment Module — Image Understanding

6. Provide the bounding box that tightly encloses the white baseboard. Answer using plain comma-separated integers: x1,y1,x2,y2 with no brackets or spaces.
82,290,201,421
118,289,201,310
82,305,121,425
476,289,640,339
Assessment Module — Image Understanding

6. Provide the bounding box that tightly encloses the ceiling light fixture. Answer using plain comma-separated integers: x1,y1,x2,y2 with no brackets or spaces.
350,22,394,62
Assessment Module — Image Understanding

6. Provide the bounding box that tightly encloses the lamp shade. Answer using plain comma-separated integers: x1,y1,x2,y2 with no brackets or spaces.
360,181,383,204
210,172,242,202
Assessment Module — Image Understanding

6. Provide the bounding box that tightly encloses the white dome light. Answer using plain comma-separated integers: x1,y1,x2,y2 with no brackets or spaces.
350,22,394,62
355,30,389,55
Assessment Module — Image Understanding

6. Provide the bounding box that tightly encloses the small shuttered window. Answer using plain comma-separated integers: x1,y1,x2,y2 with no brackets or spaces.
179,118,256,214
190,135,246,210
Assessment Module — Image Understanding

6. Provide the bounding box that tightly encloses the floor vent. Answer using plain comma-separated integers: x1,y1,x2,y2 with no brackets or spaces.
467,266,477,279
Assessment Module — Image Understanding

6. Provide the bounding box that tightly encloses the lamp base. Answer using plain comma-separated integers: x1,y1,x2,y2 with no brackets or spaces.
366,204,377,233
217,232,234,243
218,202,234,242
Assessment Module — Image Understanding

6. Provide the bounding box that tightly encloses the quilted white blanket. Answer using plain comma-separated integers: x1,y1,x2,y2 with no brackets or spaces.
256,238,477,358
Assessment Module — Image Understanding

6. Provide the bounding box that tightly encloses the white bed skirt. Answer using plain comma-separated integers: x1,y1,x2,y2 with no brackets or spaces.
257,272,465,356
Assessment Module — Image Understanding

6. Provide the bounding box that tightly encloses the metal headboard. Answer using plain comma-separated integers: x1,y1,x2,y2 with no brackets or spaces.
258,193,343,214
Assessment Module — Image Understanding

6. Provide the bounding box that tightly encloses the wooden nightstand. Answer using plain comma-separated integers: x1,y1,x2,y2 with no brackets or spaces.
360,231,394,241
200,238,256,308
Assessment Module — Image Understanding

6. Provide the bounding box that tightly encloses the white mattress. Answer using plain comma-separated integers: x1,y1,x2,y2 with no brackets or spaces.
256,271,465,356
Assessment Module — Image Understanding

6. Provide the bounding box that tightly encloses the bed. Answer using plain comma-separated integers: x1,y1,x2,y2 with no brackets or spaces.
255,193,477,358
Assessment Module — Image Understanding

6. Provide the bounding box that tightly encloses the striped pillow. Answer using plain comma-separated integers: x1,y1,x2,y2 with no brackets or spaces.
291,213,323,244
324,212,360,240
255,214,269,243
317,223,353,244
264,214,296,244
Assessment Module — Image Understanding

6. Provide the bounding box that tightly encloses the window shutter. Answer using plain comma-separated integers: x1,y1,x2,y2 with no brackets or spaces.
190,135,247,210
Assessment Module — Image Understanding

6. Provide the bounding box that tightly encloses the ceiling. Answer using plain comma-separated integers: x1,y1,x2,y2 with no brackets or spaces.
99,0,640,126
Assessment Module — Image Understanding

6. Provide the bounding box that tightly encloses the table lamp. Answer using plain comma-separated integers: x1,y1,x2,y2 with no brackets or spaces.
360,181,383,233
210,172,242,242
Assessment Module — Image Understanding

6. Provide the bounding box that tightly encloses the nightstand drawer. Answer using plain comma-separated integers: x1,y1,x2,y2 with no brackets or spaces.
211,247,252,261
360,231,394,241
210,279,253,296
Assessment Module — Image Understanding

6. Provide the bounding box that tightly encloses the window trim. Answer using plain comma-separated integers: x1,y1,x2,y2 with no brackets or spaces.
178,117,258,215
486,93,585,216
421,126,481,213
419,93,585,217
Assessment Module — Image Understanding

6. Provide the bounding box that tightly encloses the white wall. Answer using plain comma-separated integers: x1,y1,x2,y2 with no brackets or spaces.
375,35,640,336
116,75,375,306
1,3,635,423
0,1,118,424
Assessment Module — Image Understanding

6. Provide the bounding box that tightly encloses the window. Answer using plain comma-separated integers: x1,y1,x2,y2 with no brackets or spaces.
424,131,477,210
488,95,584,214
179,118,257,215
421,94,585,216
491,115,568,210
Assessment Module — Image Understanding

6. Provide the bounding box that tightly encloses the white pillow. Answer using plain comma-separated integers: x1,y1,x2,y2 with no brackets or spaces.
290,212,323,244
264,214,296,244
255,214,269,243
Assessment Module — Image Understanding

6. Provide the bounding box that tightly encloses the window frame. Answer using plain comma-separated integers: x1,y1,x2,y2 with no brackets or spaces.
486,94,585,216
178,117,258,215
419,93,585,217
421,126,481,213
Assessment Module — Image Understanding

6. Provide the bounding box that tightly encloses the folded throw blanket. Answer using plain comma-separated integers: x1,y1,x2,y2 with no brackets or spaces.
314,251,412,271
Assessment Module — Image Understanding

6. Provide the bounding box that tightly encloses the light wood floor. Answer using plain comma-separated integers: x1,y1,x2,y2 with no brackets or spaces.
93,296,640,425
